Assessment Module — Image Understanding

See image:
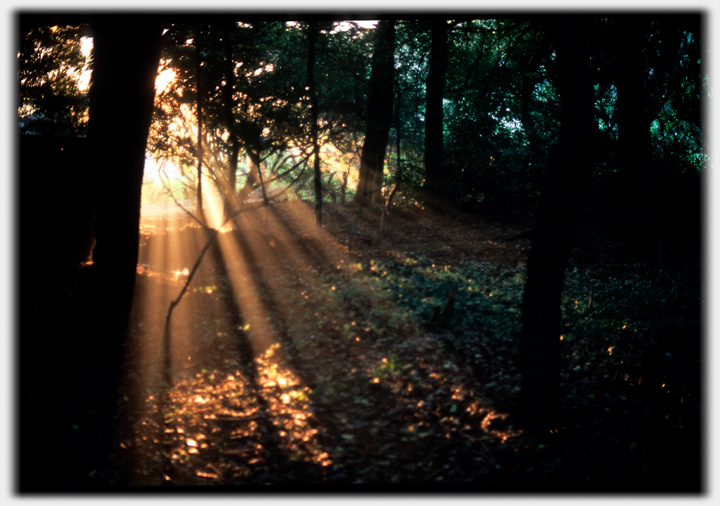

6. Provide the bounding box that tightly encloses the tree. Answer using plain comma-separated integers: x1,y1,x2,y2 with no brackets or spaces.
441,18,557,214
84,15,164,319
518,16,601,434
353,19,395,207
423,18,449,208
574,15,704,257
220,22,243,217
195,23,206,222
150,20,318,213
18,21,90,137
307,21,323,225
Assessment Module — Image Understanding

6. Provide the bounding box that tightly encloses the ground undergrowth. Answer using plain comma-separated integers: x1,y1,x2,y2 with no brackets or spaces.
21,198,701,492
108,201,702,491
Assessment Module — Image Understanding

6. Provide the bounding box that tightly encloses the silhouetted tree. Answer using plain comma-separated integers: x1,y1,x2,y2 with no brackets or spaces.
354,19,395,207
307,22,323,225
85,14,164,319
518,16,601,434
423,18,449,208
18,21,90,137
221,22,242,217
195,22,206,222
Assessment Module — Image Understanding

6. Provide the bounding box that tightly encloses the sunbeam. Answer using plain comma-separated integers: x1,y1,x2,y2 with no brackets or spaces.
116,179,522,485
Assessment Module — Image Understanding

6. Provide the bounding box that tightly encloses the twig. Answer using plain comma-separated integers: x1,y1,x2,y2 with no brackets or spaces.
479,341,494,357
165,183,214,232
162,200,267,331
156,198,269,481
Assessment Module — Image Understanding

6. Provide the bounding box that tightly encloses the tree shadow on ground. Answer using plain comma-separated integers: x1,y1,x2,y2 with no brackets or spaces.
19,199,701,492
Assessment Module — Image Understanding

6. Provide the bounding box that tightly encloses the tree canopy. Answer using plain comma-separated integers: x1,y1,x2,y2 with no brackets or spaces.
19,14,705,217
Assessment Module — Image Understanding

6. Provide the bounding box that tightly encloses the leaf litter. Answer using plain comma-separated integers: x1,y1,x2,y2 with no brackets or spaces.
115,201,700,489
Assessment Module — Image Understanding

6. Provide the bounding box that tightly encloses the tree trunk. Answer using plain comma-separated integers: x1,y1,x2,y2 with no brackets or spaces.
520,37,547,134
340,171,348,204
381,105,403,233
423,18,449,208
237,148,262,205
55,16,163,486
195,23,205,223
308,22,323,225
389,70,404,207
614,17,652,177
518,16,600,435
86,15,164,320
222,23,241,218
353,20,395,208
610,17,655,250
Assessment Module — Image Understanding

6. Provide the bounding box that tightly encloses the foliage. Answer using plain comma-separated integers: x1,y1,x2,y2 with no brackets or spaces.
18,15,706,215
123,214,700,485
442,19,559,213
18,23,90,137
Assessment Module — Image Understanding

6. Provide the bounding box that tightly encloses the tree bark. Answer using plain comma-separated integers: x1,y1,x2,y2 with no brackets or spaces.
613,17,652,178
195,23,205,222
519,36,547,134
222,23,241,218
518,16,600,435
353,20,395,207
308,22,323,225
237,148,262,205
423,18,449,208
86,15,164,320
613,17,656,229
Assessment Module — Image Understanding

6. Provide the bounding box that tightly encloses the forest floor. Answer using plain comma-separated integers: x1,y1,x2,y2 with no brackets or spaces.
21,199,702,492
108,199,701,491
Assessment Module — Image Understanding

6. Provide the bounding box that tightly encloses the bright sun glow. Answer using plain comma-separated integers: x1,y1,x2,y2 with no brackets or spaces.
77,37,93,92
155,65,176,95
115,16,518,482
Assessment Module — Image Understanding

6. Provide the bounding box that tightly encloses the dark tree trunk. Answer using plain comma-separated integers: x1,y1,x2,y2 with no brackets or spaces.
423,18,449,208
222,23,241,218
37,15,164,488
195,23,205,222
519,38,547,133
353,20,395,207
390,68,404,203
308,22,323,225
609,18,664,254
381,84,404,232
237,147,263,205
340,171,348,204
518,17,600,435
86,15,164,320
613,17,652,178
